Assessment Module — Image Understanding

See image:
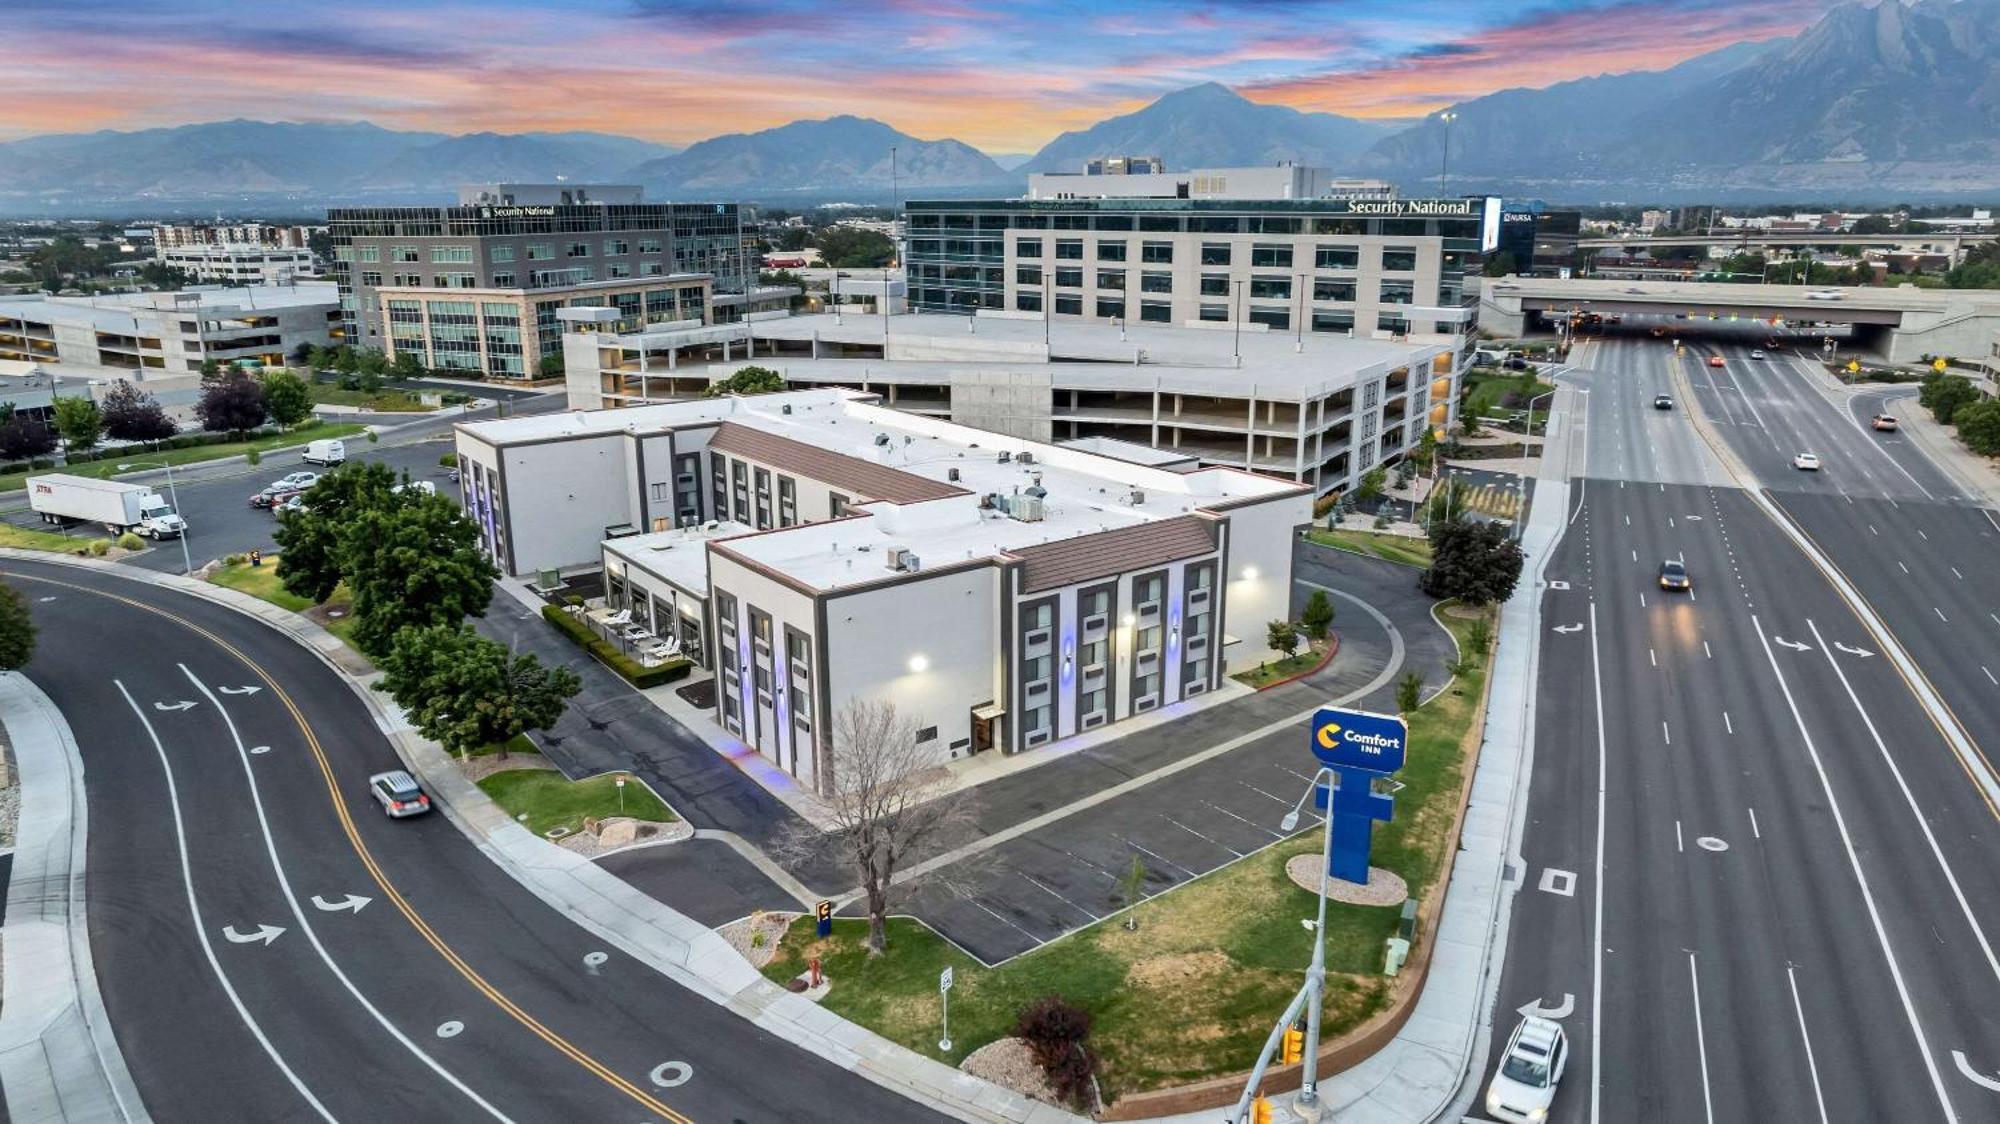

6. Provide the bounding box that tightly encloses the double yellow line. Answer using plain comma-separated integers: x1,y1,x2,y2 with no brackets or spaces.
9,570,695,1123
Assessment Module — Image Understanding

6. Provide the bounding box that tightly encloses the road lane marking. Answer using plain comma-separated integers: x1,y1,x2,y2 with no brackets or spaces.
1985,667,1997,686
1899,561,1910,575
112,680,337,1123
182,666,519,1124
1162,815,1244,858
1689,953,1716,1124
1695,836,1728,852
1951,1051,2000,1094
1650,648,1657,668
1588,601,1608,1124
1748,807,1759,838
1704,641,1712,659
1020,873,1097,923
1202,799,1283,838
1724,712,1733,734
1662,721,1671,745
1951,565,1963,580
650,1062,693,1089
1789,967,1831,1124
1675,821,1684,852
222,923,286,946
1752,616,1960,1119
436,1021,464,1039
1937,606,1950,623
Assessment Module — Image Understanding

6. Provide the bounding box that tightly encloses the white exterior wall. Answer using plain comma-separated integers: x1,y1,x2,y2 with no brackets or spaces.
825,566,1000,770
496,436,634,575
1216,491,1314,673
705,551,826,788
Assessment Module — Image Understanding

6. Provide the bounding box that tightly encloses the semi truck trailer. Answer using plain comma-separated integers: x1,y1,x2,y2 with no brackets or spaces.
27,474,188,538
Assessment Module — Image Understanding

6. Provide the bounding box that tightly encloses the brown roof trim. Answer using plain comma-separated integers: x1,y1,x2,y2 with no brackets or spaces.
710,421,969,505
1010,515,1219,595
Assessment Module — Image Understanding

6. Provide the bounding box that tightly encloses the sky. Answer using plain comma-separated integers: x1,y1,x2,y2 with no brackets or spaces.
0,0,1839,150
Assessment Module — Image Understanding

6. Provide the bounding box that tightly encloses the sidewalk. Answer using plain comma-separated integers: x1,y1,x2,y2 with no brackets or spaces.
0,672,147,1124
0,550,1076,1124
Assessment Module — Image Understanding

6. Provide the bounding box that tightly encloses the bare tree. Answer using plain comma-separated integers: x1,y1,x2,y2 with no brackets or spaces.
781,698,977,955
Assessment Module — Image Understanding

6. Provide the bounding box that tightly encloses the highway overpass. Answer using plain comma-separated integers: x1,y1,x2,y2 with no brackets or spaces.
1577,231,1981,254
1480,277,2000,363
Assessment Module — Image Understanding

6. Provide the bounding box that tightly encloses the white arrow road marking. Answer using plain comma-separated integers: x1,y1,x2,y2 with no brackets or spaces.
436,1021,464,1039
1953,1050,2000,1093
1834,642,1875,658
35,596,56,602
153,700,196,712
1697,836,1729,852
222,924,286,946
311,894,371,914
649,1061,693,1088
1685,514,1704,521
1548,580,1570,590
1553,623,1584,634
218,685,262,695
1517,993,1575,1019
582,951,609,974
1773,636,1812,652
249,745,272,755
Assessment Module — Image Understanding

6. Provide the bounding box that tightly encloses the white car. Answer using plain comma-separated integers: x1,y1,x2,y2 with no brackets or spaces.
1793,452,1822,471
1750,349,1766,359
392,480,437,497
1487,1016,1568,1123
271,471,318,492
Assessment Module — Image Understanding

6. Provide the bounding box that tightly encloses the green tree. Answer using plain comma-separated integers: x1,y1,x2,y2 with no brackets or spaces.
1919,372,1980,424
702,365,789,398
1420,519,1526,606
1301,589,1335,642
814,226,896,268
261,369,314,429
1266,618,1299,660
1480,250,1518,278
537,353,565,379
51,396,103,452
1356,467,1387,502
342,495,499,657
0,579,36,670
392,349,424,380
1411,427,1439,470
100,380,177,442
1850,214,1896,235
194,370,267,436
1952,397,2000,456
379,625,580,758
1395,670,1425,714
332,346,359,376
273,462,404,603
1115,855,1147,930
198,357,223,379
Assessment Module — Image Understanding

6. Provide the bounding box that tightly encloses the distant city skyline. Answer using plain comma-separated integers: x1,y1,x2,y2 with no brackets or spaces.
2,0,1835,150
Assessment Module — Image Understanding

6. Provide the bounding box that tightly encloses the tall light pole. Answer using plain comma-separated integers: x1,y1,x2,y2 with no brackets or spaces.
1233,278,1245,366
1437,111,1458,196
116,459,193,576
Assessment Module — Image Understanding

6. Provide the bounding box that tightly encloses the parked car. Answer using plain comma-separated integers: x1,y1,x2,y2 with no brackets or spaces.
1654,394,1674,410
1504,356,1530,371
278,494,307,514
302,439,346,467
1659,559,1691,591
1486,1016,1568,1124
249,484,289,509
392,480,436,497
1793,452,1822,471
1707,355,1726,368
368,770,432,818
1872,414,1899,432
271,471,319,492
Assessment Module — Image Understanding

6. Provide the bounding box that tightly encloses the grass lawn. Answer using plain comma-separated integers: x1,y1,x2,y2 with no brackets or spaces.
0,423,369,495
1305,527,1433,567
477,769,674,838
1461,372,1555,424
462,733,540,759
761,602,1496,1104
1231,645,1325,688
0,523,102,552
208,559,359,645
309,384,436,412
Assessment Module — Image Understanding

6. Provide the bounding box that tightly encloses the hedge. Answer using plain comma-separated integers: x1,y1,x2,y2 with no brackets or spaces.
62,419,329,464
541,604,692,688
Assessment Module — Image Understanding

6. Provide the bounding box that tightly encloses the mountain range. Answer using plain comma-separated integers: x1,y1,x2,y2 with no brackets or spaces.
1,0,1996,213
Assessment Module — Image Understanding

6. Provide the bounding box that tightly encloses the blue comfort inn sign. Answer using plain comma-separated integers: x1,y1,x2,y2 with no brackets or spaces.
1309,706,1409,884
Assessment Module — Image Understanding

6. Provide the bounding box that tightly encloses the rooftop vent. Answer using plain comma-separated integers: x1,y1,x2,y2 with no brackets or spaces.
1011,495,1046,523
998,451,1013,464
874,433,891,447
1017,451,1036,465
947,467,961,482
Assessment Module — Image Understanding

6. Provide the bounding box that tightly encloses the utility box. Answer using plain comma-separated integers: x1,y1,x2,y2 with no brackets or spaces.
1384,936,1411,976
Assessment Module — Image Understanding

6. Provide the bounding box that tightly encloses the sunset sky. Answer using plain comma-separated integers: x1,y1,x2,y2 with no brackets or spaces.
0,0,1836,150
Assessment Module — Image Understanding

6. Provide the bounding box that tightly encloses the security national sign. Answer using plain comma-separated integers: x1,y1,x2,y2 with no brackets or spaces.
1310,706,1408,774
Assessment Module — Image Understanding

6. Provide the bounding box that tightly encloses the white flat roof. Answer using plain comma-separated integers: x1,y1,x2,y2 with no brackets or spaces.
0,283,338,333
605,521,753,596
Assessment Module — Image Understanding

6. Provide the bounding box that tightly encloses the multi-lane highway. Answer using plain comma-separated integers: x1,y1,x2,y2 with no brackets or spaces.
1486,333,2000,1122
4,558,940,1122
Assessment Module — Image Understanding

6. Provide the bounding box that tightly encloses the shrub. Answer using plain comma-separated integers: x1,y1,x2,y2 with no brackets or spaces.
1467,617,1493,654
440,452,459,468
366,430,379,444
116,532,144,551
540,604,692,688
224,553,247,566
1396,669,1424,713
87,539,110,557
1014,996,1097,1110
246,449,261,466
1301,589,1335,641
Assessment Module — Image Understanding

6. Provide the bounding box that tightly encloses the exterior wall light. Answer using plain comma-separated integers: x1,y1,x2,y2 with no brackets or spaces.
907,654,929,673
1241,565,1259,581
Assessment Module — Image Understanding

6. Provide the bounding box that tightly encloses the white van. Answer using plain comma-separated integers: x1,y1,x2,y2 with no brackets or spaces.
301,438,347,467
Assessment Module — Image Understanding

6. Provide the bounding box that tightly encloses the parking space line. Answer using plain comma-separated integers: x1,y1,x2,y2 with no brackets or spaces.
1117,836,1195,880
1202,800,1283,839
967,897,1044,944
1237,780,1295,807
1161,816,1244,858
1020,873,1099,924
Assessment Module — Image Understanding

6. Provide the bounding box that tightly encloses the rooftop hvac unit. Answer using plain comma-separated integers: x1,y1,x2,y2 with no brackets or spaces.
781,404,793,415
998,451,1013,463
947,467,961,482
874,432,891,446
1127,489,1146,506
1017,451,1036,465
903,554,922,573
885,546,912,572
1011,495,1046,522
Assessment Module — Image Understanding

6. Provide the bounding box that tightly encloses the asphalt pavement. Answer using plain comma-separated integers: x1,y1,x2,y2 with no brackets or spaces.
2,558,941,1123
1483,333,2000,1123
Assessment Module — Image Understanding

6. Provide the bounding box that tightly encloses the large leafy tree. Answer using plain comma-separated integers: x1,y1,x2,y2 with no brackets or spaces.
100,380,177,441
273,462,403,602
342,494,498,657
701,365,788,398
1952,398,2000,456
380,625,579,757
0,579,36,670
1419,518,1525,606
194,370,267,436
51,396,102,453
261,369,314,428
1919,372,1980,424
0,409,56,461
813,226,895,268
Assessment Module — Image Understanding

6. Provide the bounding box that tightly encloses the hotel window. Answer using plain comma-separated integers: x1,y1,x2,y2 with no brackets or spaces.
1080,637,1107,671
1095,297,1126,319
393,246,420,263
566,242,590,258
1135,574,1163,614
1016,290,1043,312
1194,216,1241,233
1379,279,1416,305
608,263,632,279
1199,274,1230,297
830,492,849,516
360,271,382,287
1249,276,1291,300
778,476,797,526
356,246,380,263
638,239,663,254
1199,304,1229,322
1055,239,1083,260
1096,241,1126,262
1016,238,1042,258
1382,248,1419,272
1250,244,1294,268
1249,306,1290,330
1055,295,1082,315
1055,267,1083,288
604,240,630,256
393,271,422,287
1017,265,1042,285
526,243,554,260
710,454,728,516
1200,243,1231,266
644,262,666,276
1080,688,1106,721
1315,246,1359,270
1141,241,1174,263
1314,279,1357,302
1096,270,1125,291
1140,300,1171,323
754,468,772,529
491,272,516,287
1379,314,1411,335
1053,214,1089,229
435,272,475,288
489,245,515,263
730,459,749,523
1140,271,1172,294
1312,309,1356,333
1139,215,1180,232
431,246,473,264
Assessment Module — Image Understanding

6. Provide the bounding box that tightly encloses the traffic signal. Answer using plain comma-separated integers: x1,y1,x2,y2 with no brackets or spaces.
1250,1094,1273,1124
1281,1026,1305,1065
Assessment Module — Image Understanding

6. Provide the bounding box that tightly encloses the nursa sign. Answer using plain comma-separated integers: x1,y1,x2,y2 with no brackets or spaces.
1310,706,1408,774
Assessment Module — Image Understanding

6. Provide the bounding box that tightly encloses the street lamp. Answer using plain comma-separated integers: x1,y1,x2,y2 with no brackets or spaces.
1437,111,1458,196
115,460,193,575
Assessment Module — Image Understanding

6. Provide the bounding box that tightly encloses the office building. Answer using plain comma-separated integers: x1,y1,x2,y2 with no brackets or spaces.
1086,156,1167,176
0,283,341,377
455,388,1308,790
556,309,1453,499
1496,203,1582,277
327,184,773,378
156,242,316,285
152,223,318,250
1028,164,1393,203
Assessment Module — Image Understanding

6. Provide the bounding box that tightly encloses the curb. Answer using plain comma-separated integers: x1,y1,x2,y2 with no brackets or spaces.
0,550,1071,1124
0,672,149,1123
1248,634,1340,691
